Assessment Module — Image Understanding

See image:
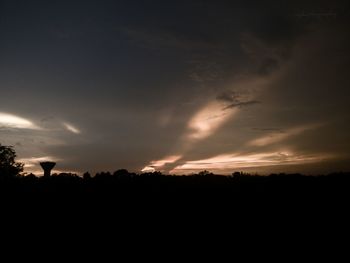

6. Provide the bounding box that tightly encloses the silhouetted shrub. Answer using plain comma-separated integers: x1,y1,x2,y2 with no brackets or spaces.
83,172,91,180
0,144,23,179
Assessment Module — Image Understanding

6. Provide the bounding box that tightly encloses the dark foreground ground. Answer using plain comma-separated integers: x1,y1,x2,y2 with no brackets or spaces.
2,172,349,206
1,172,349,252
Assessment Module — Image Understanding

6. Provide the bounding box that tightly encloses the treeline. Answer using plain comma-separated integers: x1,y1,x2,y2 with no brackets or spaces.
1,169,349,223
1,169,349,196
1,144,349,197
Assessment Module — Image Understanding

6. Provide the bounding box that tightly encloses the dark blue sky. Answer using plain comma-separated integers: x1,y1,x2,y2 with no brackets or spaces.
1,0,350,175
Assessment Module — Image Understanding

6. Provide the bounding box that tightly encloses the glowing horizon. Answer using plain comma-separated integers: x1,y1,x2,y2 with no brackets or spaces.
170,151,334,174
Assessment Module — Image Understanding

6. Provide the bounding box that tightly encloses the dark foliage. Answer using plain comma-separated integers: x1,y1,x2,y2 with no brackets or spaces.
0,144,23,179
1,168,349,197
1,145,349,220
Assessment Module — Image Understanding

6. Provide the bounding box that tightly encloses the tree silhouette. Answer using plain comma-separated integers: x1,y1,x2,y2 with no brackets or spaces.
0,144,23,178
83,172,91,180
198,170,212,176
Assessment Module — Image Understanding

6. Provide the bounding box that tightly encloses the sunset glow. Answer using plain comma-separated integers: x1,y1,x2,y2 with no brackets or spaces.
141,155,182,172
1,1,349,175
18,156,62,175
170,151,333,174
249,124,321,147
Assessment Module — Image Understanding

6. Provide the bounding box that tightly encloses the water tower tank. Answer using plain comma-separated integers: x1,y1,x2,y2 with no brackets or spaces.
40,162,56,177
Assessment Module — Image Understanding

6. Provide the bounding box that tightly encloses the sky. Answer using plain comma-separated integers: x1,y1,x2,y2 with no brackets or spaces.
1,0,350,175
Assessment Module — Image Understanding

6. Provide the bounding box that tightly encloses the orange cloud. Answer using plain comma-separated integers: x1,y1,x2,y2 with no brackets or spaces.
248,124,322,147
187,101,238,140
170,151,333,174
141,155,182,173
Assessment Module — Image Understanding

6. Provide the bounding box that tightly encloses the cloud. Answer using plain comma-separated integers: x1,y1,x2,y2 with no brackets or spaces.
216,91,240,103
3,1,348,176
63,122,81,134
216,90,261,110
240,32,293,76
248,124,322,147
18,156,80,176
252,128,284,132
141,71,275,173
18,156,61,167
18,156,61,175
40,116,55,123
188,59,223,83
187,101,238,140
141,155,182,173
0,112,41,130
223,100,261,110
170,150,334,175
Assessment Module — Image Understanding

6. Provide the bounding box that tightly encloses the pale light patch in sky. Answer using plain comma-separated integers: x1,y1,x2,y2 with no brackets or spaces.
141,77,266,173
183,74,270,145
187,101,238,140
170,151,334,174
141,100,240,172
18,156,79,176
141,166,156,173
248,124,322,147
18,156,61,167
141,155,182,173
0,112,41,130
63,122,81,134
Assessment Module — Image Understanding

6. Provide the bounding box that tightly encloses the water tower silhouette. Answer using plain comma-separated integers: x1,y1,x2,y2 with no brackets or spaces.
40,162,56,177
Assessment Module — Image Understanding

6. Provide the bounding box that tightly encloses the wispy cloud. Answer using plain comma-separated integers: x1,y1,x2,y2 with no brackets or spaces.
223,100,260,110
188,59,223,83
216,89,261,111
240,33,289,75
216,91,240,103
0,112,41,130
18,156,61,166
141,155,182,173
248,124,322,147
252,127,284,132
170,151,333,174
17,156,76,176
187,101,238,140
63,122,81,134
141,75,271,173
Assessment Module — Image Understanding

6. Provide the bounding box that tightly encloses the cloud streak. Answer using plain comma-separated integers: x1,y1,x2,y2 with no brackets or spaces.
141,155,182,173
223,100,261,110
63,122,81,134
187,101,238,140
248,124,322,147
0,112,41,130
170,151,334,175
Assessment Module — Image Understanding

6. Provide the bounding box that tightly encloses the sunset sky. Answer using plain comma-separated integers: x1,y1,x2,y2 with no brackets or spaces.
1,0,350,175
